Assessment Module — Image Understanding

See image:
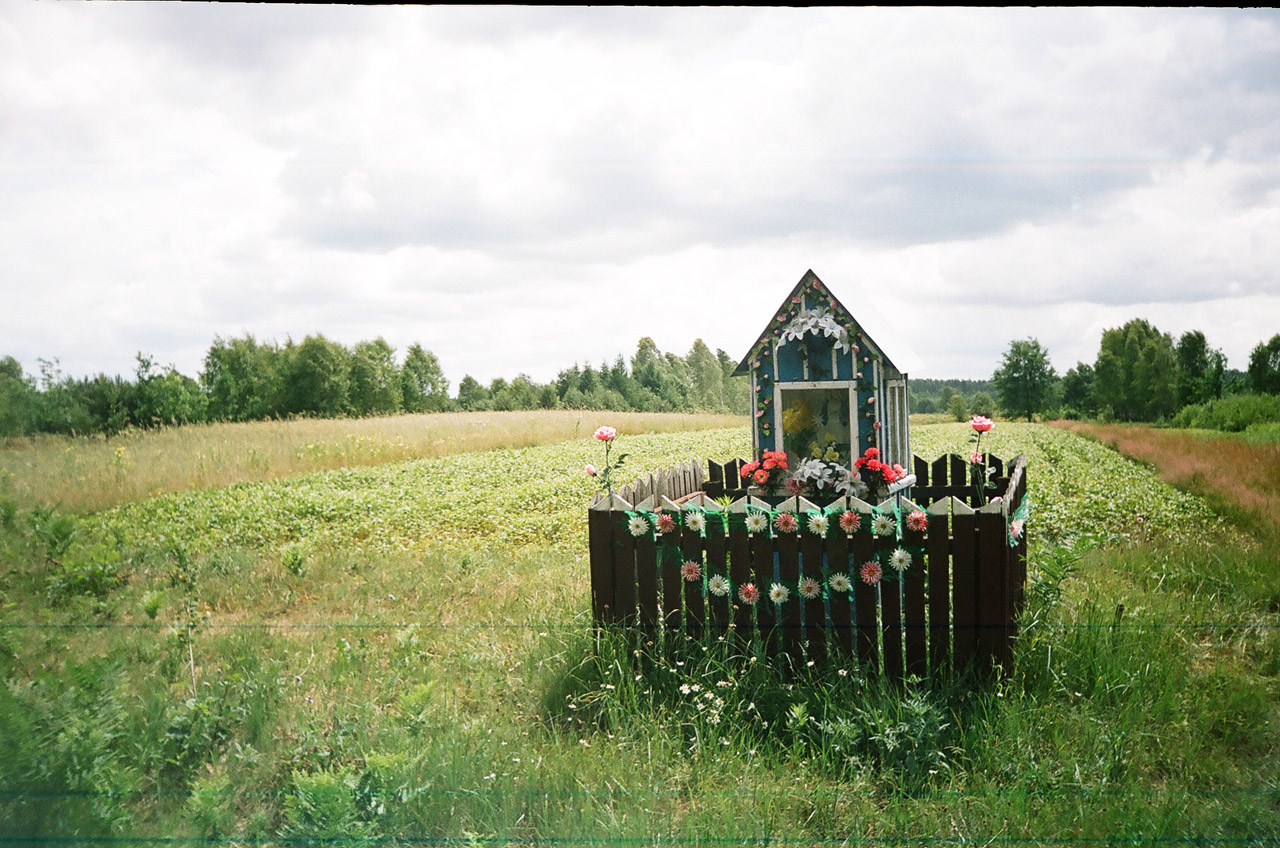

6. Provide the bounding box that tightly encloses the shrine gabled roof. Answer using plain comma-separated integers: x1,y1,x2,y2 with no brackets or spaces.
731,269,904,378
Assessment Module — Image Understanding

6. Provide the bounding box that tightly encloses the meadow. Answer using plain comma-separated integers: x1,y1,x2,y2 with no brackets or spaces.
0,410,745,514
1,414,1277,843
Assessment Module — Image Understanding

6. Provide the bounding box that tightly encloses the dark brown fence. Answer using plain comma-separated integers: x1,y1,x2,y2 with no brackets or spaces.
588,455,1029,682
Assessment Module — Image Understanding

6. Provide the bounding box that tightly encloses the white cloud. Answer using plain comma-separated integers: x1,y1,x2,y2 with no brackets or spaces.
1,5,1277,387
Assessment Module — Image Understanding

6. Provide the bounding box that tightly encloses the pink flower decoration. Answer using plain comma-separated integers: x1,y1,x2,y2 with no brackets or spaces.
655,512,676,534
738,583,760,605
594,426,617,441
839,511,862,534
785,477,805,496
1010,518,1025,540
874,421,882,429
970,416,994,433
906,510,928,533
868,396,876,404
585,464,597,476
773,512,798,533
681,561,702,583
860,561,882,585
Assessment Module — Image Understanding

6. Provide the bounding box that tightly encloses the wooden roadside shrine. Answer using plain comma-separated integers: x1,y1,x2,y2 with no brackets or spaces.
586,271,1032,683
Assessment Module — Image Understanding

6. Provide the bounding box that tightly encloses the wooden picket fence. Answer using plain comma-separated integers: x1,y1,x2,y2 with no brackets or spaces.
587,455,1028,681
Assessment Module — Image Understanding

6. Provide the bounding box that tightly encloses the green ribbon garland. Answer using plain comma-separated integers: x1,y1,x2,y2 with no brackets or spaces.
1008,495,1032,547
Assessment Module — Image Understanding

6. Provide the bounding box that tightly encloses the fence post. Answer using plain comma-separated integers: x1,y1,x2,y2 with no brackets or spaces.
950,496,979,674
977,499,1006,676
900,499,927,679
848,497,879,676
925,499,952,677
589,493,631,624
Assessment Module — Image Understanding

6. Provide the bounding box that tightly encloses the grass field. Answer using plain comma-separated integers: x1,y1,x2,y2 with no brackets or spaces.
2,414,1278,842
0,410,745,514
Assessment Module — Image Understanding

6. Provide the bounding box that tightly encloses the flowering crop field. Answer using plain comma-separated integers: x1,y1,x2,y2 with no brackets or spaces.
2,418,1277,842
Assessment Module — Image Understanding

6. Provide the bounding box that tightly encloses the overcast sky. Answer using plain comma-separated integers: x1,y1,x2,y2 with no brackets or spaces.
2,5,1278,387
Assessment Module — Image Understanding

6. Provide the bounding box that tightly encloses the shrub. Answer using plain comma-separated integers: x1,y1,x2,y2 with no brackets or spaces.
1172,393,1280,432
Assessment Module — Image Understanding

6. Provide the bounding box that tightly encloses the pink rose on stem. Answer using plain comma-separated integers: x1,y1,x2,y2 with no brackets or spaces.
590,426,626,496
969,416,993,433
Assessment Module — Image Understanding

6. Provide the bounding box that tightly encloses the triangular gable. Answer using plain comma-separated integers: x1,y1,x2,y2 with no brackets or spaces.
732,270,900,377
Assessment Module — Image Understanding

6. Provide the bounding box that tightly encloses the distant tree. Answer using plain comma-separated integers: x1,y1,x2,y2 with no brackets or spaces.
1094,319,1177,421
493,374,538,411
969,391,995,417
993,338,1058,422
349,338,402,416
202,335,285,421
687,339,724,411
1175,330,1226,408
913,396,937,414
1248,334,1280,395
947,393,969,422
456,375,489,411
31,358,96,435
717,349,751,416
284,335,351,417
0,356,39,437
1060,362,1097,418
133,354,207,427
401,344,449,413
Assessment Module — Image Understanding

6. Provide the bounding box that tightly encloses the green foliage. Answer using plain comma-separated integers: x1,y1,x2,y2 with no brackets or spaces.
45,539,126,603
281,767,376,839
401,343,450,412
993,338,1058,422
1059,361,1097,418
1176,330,1225,407
946,393,969,422
350,338,403,416
1248,333,1280,394
202,334,286,421
1094,319,1178,421
285,335,352,418
1171,392,1280,432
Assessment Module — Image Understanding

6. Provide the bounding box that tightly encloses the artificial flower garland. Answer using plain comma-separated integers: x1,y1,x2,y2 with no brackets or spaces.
619,500,929,606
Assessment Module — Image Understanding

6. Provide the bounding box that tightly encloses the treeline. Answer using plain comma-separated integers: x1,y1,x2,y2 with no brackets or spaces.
0,335,750,439
909,379,998,419
987,320,1280,431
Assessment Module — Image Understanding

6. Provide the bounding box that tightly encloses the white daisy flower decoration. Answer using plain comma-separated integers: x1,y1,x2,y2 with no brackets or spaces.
745,511,770,534
828,573,852,593
769,583,789,605
890,547,912,572
872,513,896,537
708,575,730,597
806,513,829,536
628,515,650,537
685,512,707,532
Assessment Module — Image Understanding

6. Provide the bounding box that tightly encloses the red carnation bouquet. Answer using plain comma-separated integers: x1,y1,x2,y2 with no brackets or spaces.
740,449,790,492
853,447,906,501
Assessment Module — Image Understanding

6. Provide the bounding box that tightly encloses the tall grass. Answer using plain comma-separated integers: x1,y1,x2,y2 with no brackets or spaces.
3,422,1279,840
0,410,744,513
1051,420,1280,546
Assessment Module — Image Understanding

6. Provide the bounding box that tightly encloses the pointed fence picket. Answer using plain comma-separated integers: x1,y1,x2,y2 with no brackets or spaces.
588,454,1030,683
